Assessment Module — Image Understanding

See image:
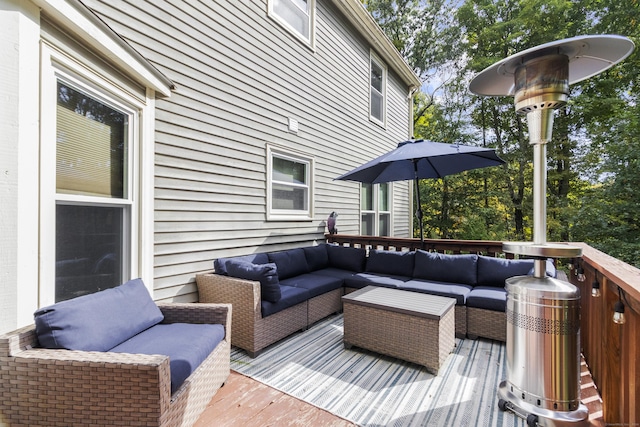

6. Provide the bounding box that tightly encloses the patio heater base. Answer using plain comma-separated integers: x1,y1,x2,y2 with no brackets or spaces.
497,275,588,427
498,382,589,427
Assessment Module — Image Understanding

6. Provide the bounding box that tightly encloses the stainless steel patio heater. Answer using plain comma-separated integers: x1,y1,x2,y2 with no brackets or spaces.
469,35,634,427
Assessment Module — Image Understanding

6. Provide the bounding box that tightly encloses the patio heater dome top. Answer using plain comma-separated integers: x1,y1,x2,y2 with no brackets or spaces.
469,35,635,97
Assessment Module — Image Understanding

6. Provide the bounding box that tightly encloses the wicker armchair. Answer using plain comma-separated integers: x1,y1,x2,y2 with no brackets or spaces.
0,303,231,427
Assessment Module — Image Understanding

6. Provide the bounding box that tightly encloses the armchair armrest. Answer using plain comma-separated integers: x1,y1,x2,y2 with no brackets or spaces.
157,302,232,341
0,326,172,426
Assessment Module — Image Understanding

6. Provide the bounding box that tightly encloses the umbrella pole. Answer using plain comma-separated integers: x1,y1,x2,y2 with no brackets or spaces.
413,160,424,247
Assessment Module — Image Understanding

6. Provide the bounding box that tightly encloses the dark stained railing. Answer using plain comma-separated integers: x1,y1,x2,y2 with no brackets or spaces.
325,234,640,425
567,243,640,425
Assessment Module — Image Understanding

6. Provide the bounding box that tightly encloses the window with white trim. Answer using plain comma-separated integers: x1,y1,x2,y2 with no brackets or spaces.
54,81,135,302
267,146,313,220
268,0,315,47
361,183,391,236
40,46,145,305
370,52,387,126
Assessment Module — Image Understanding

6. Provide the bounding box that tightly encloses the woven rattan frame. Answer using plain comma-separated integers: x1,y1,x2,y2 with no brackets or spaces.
343,295,455,374
466,306,506,342
308,289,343,325
346,287,467,338
197,273,309,357
0,303,231,427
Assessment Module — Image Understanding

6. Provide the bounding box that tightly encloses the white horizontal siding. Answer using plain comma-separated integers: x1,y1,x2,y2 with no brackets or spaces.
84,0,413,302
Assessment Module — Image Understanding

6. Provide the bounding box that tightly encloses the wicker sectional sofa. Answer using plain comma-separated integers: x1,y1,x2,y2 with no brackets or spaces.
197,244,556,357
0,278,231,427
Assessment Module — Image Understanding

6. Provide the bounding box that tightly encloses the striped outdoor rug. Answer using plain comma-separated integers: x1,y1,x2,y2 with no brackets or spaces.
231,314,523,427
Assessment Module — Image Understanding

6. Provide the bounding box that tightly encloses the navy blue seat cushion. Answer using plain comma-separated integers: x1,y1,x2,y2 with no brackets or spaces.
261,285,310,318
311,267,358,282
366,249,415,277
344,272,411,290
327,245,367,272
109,323,225,394
268,248,310,280
400,279,472,305
214,253,269,276
466,286,507,312
34,278,164,352
303,244,330,271
280,273,343,298
226,261,281,303
413,251,478,286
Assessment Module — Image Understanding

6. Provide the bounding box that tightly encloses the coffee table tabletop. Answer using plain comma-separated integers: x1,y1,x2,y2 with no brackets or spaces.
342,286,455,319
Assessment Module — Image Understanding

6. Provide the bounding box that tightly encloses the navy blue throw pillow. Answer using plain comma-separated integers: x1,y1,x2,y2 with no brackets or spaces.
226,261,281,303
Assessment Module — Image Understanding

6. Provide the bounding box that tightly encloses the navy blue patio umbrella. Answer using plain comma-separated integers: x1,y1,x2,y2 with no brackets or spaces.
335,139,505,242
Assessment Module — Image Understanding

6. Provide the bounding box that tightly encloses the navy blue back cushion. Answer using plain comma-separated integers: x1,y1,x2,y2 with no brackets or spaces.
366,249,415,277
413,251,478,286
110,323,225,394
34,278,164,351
477,256,534,287
226,261,281,302
327,245,367,272
214,253,269,275
303,244,329,271
268,248,310,280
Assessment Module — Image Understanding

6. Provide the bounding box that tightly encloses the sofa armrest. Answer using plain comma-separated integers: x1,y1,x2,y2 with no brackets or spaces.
157,302,232,341
196,273,261,319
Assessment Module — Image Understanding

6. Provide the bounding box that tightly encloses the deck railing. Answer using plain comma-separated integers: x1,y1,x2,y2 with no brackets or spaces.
325,234,640,425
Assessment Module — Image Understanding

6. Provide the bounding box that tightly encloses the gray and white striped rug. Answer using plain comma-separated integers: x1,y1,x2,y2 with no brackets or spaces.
231,314,523,427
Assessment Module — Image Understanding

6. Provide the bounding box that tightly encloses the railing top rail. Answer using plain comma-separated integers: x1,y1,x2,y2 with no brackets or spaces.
574,242,640,303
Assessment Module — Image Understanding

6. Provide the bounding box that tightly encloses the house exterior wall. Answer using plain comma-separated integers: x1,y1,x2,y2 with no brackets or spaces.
0,0,418,334
82,0,417,302
0,1,41,332
0,0,172,334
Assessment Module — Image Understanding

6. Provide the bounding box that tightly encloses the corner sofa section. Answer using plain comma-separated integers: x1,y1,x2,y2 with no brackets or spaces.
196,244,555,357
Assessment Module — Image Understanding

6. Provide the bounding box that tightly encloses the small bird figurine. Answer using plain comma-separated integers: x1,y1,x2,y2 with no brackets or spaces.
327,211,338,234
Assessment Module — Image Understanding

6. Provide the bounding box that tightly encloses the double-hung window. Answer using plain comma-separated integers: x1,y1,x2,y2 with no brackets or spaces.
40,43,147,305
267,146,313,220
361,183,391,236
370,51,387,126
54,81,134,302
268,0,316,47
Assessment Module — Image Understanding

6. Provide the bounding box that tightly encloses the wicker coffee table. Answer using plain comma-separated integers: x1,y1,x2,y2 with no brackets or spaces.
342,286,455,374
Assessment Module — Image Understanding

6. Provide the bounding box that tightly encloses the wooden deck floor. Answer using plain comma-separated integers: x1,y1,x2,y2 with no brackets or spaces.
195,356,604,427
195,371,357,427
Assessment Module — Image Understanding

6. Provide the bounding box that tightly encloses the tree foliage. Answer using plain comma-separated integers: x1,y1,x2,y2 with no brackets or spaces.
365,0,640,267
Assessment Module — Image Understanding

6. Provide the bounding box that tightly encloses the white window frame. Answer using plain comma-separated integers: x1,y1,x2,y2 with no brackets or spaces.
360,183,392,236
369,51,387,127
267,145,314,221
39,42,150,306
268,0,316,49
